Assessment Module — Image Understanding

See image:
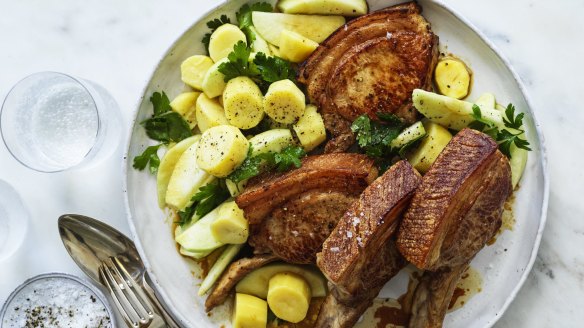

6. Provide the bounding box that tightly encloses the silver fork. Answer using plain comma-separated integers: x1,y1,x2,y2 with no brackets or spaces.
99,256,156,327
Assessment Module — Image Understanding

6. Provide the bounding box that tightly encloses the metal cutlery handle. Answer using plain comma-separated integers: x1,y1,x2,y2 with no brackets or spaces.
142,274,181,328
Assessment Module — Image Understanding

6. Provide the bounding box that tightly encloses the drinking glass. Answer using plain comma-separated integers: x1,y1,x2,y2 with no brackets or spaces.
0,72,121,172
0,180,28,261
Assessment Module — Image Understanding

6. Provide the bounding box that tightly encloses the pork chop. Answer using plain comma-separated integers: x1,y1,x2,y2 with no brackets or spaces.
236,153,378,264
298,2,438,152
315,160,422,327
396,128,512,327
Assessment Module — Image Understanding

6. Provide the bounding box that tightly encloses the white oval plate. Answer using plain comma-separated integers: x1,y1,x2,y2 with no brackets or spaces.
123,1,549,327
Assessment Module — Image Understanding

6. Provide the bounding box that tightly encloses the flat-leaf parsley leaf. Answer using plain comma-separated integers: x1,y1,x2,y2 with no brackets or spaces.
177,181,230,226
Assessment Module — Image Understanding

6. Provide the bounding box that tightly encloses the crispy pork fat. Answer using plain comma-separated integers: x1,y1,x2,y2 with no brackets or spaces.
397,128,512,328
315,160,422,328
236,153,378,264
298,2,438,153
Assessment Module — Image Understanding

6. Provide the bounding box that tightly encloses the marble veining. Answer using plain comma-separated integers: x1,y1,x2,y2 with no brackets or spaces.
0,0,583,326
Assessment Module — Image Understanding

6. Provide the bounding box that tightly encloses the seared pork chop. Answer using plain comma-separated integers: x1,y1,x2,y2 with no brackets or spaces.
236,153,378,264
397,128,512,327
315,160,422,328
298,2,438,152
249,190,358,264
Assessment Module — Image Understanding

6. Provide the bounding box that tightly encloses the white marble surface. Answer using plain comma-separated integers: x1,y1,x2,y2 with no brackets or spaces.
0,0,582,326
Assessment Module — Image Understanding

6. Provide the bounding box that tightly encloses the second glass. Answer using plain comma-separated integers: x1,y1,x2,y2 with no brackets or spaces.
0,72,121,172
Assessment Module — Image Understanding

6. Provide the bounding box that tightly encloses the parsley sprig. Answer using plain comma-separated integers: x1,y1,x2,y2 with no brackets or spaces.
228,145,306,185
218,42,296,89
236,2,273,44
469,103,531,157
177,180,230,227
133,144,162,174
351,113,404,157
133,91,193,174
202,15,231,54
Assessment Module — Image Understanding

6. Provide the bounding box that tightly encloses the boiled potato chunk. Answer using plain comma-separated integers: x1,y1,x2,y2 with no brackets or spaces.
175,205,224,253
293,105,326,151
156,135,200,208
434,58,471,99
279,29,319,63
209,23,247,62
170,92,199,129
267,273,311,323
236,263,327,299
406,121,452,174
165,141,215,210
413,89,504,131
264,79,306,124
199,244,244,295
196,125,250,177
278,0,368,16
202,58,229,99
195,94,229,132
250,129,295,155
252,12,345,46
510,144,528,188
248,26,272,55
233,293,268,328
181,55,214,90
211,201,249,244
223,77,265,129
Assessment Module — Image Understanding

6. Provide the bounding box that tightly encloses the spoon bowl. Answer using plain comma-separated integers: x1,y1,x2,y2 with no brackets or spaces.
58,214,144,284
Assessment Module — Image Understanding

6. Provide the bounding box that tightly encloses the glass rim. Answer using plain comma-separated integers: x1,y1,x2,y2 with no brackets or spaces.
0,71,102,172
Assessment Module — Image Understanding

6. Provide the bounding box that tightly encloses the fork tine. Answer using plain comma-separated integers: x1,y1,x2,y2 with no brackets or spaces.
103,258,151,326
99,263,140,328
113,256,156,318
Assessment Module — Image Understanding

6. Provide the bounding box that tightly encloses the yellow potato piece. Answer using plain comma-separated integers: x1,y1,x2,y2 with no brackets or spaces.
170,92,199,129
293,105,326,151
209,24,247,62
181,55,214,90
278,0,368,16
236,263,327,299
165,142,215,210
252,11,345,46
223,77,265,129
263,79,306,124
434,58,471,99
202,58,229,99
156,135,200,208
279,29,319,63
196,125,250,177
211,201,249,244
233,293,268,328
406,121,452,174
267,272,311,323
195,93,229,132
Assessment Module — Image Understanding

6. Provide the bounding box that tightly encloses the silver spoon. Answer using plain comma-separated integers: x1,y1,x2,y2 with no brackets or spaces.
58,214,181,328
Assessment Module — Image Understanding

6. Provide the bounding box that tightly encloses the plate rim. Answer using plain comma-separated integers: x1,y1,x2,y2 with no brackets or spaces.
121,1,550,327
